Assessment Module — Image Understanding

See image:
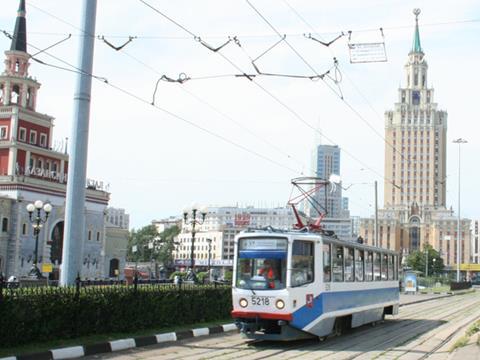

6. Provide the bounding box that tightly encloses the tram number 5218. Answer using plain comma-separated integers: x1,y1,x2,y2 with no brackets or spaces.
251,296,270,306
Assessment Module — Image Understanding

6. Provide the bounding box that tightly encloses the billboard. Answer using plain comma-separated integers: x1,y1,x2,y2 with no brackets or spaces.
235,213,251,227
404,272,417,293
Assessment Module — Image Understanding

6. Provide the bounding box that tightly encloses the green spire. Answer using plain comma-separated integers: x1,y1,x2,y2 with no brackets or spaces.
412,8,423,53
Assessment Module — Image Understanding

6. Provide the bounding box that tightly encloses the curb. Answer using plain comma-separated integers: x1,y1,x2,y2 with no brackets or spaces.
1,324,238,360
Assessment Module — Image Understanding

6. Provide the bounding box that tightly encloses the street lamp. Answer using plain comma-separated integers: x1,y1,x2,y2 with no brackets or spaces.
453,138,467,282
183,205,207,272
26,200,52,279
148,236,162,279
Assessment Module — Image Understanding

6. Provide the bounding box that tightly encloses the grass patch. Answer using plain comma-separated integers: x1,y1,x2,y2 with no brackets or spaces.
0,317,233,358
449,319,480,352
450,335,469,352
465,320,480,337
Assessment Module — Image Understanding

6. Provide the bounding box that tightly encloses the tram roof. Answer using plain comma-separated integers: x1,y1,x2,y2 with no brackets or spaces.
236,227,399,255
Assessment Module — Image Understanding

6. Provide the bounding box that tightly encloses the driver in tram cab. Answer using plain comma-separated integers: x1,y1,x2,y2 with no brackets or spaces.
258,259,276,288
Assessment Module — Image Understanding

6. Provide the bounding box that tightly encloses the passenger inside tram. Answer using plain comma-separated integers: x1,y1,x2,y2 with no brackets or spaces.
236,258,285,290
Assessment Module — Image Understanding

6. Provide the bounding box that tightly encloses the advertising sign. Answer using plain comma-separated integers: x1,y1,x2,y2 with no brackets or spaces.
235,213,251,227
42,263,53,273
404,272,417,293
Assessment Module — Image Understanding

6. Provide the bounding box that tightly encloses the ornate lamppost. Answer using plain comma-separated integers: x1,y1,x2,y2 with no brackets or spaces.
148,236,162,279
26,200,52,279
183,205,207,273
207,238,212,273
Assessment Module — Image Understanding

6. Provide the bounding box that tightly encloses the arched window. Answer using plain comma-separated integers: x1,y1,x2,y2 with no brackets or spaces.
11,85,20,104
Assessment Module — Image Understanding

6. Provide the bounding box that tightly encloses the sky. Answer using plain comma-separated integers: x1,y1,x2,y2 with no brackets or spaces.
0,0,479,229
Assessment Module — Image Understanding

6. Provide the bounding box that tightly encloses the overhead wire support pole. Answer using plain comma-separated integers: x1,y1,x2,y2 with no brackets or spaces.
375,180,379,248
60,0,98,286
453,138,467,282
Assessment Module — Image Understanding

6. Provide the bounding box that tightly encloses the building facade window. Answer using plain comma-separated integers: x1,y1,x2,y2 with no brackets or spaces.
0,126,8,139
19,127,26,141
29,130,37,144
40,133,47,147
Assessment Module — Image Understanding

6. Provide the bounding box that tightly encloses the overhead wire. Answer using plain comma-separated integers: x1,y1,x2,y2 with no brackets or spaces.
136,0,392,190
246,0,405,192
25,0,480,41
242,1,392,180
23,2,307,171
281,0,409,191
2,31,302,177
134,0,396,216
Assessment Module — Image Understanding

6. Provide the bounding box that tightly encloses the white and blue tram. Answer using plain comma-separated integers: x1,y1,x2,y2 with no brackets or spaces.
232,228,400,340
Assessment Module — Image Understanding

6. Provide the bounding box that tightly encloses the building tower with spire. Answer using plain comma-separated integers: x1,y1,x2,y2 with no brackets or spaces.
0,1,127,280
360,10,471,270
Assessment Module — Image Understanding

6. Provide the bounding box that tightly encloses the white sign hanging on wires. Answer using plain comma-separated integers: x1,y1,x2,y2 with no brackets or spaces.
349,42,387,63
347,28,387,63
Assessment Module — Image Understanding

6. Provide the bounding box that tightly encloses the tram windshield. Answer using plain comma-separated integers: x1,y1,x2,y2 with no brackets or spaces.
236,237,287,290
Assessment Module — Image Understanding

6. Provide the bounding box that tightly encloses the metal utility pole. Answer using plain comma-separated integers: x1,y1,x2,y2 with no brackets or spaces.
60,0,97,286
453,138,467,282
425,247,428,277
374,180,379,248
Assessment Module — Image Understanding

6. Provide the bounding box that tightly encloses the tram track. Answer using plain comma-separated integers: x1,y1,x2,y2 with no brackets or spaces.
184,294,480,360
270,295,480,360
87,291,480,360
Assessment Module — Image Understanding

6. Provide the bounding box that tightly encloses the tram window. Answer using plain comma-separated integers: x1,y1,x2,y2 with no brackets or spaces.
344,247,354,282
365,251,373,281
332,245,344,282
291,240,314,287
374,252,381,281
388,255,394,280
381,254,388,280
323,243,331,282
355,249,364,282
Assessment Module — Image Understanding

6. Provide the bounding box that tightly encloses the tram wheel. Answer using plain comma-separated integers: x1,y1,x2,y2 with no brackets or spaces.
333,318,345,336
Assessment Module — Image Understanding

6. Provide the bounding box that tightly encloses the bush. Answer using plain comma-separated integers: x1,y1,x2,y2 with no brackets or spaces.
0,284,232,347
169,271,187,280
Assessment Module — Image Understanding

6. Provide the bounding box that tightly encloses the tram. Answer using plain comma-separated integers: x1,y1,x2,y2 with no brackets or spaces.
231,228,400,340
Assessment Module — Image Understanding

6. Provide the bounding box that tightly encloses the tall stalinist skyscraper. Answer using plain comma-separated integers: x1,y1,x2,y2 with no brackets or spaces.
384,8,447,210
360,10,471,268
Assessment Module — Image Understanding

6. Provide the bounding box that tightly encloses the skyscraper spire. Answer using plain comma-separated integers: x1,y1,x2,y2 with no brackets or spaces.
411,8,423,53
10,0,27,52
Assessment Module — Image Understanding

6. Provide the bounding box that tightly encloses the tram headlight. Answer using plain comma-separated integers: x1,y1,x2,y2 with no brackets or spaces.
275,299,285,310
239,298,248,308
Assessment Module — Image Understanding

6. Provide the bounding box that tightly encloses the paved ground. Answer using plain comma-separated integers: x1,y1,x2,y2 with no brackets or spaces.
84,291,480,359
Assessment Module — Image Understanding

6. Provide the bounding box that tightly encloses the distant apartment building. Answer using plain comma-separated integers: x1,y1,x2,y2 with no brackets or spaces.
151,216,181,233
472,220,479,264
106,207,130,230
175,206,295,266
311,144,344,218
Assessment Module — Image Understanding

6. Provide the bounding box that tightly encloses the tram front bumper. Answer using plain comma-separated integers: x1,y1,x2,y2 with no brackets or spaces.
234,318,313,341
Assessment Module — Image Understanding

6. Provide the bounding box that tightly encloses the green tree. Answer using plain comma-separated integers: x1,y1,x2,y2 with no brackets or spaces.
406,244,444,276
127,224,180,266
127,225,159,262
